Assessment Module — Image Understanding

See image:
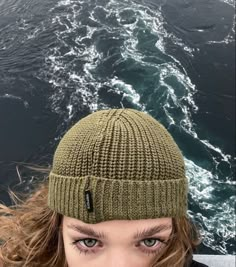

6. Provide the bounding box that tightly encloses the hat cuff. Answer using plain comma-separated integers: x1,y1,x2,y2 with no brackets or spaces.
47,172,188,223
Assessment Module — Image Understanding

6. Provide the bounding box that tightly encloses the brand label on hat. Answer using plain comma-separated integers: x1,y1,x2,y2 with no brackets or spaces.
84,189,93,212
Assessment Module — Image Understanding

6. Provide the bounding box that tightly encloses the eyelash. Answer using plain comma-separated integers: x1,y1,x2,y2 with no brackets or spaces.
70,237,166,256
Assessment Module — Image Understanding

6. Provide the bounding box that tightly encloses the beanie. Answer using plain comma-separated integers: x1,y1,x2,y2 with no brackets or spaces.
47,108,188,223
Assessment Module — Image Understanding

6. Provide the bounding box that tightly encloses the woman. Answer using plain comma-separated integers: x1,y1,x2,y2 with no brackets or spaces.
0,108,208,267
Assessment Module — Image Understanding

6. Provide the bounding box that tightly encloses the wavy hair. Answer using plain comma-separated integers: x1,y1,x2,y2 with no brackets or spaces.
0,168,201,267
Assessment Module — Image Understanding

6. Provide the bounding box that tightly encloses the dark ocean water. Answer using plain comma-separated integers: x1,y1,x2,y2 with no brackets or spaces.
0,0,235,255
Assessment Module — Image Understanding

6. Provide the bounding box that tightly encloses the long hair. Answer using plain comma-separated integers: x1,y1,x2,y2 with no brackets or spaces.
0,170,201,267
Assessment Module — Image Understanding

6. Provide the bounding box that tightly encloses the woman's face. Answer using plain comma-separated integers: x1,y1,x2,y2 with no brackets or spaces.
62,216,172,267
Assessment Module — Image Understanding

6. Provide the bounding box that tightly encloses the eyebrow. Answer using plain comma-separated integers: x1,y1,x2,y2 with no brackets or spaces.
67,223,172,240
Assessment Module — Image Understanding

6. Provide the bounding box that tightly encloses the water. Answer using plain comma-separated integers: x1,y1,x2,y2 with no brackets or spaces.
0,0,235,255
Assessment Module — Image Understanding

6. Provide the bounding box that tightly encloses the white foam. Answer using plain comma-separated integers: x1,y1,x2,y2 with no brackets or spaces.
186,158,235,254
110,77,143,108
57,0,72,7
1,93,22,101
27,27,40,40
220,0,235,7
67,104,73,119
201,139,232,163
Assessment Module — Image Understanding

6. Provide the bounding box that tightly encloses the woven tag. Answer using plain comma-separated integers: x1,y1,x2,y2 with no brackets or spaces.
84,189,93,212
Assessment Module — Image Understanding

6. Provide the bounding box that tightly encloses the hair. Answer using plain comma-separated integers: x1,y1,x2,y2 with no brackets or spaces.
0,168,201,267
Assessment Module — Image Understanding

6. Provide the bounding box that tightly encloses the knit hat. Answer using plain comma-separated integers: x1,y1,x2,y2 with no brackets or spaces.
47,108,188,223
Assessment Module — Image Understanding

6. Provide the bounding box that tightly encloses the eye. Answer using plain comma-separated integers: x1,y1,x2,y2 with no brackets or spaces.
138,238,166,255
79,238,97,248
71,238,100,255
142,238,158,247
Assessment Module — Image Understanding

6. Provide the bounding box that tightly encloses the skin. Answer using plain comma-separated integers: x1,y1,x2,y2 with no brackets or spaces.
62,216,172,267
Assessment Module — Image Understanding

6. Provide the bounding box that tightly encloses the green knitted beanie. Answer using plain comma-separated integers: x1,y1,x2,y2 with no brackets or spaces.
47,108,188,223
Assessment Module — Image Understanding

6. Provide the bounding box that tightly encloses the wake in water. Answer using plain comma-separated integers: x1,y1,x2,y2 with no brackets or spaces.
0,0,235,254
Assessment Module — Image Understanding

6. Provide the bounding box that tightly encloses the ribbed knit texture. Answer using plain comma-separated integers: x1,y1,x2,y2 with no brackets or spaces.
47,108,188,223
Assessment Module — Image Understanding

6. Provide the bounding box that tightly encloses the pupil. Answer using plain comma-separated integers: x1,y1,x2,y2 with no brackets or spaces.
144,239,156,247
85,239,96,247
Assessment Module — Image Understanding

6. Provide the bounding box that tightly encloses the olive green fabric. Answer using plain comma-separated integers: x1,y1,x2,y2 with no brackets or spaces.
47,108,188,223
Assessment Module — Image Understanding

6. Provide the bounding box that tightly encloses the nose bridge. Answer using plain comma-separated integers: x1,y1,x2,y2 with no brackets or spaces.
106,247,137,267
